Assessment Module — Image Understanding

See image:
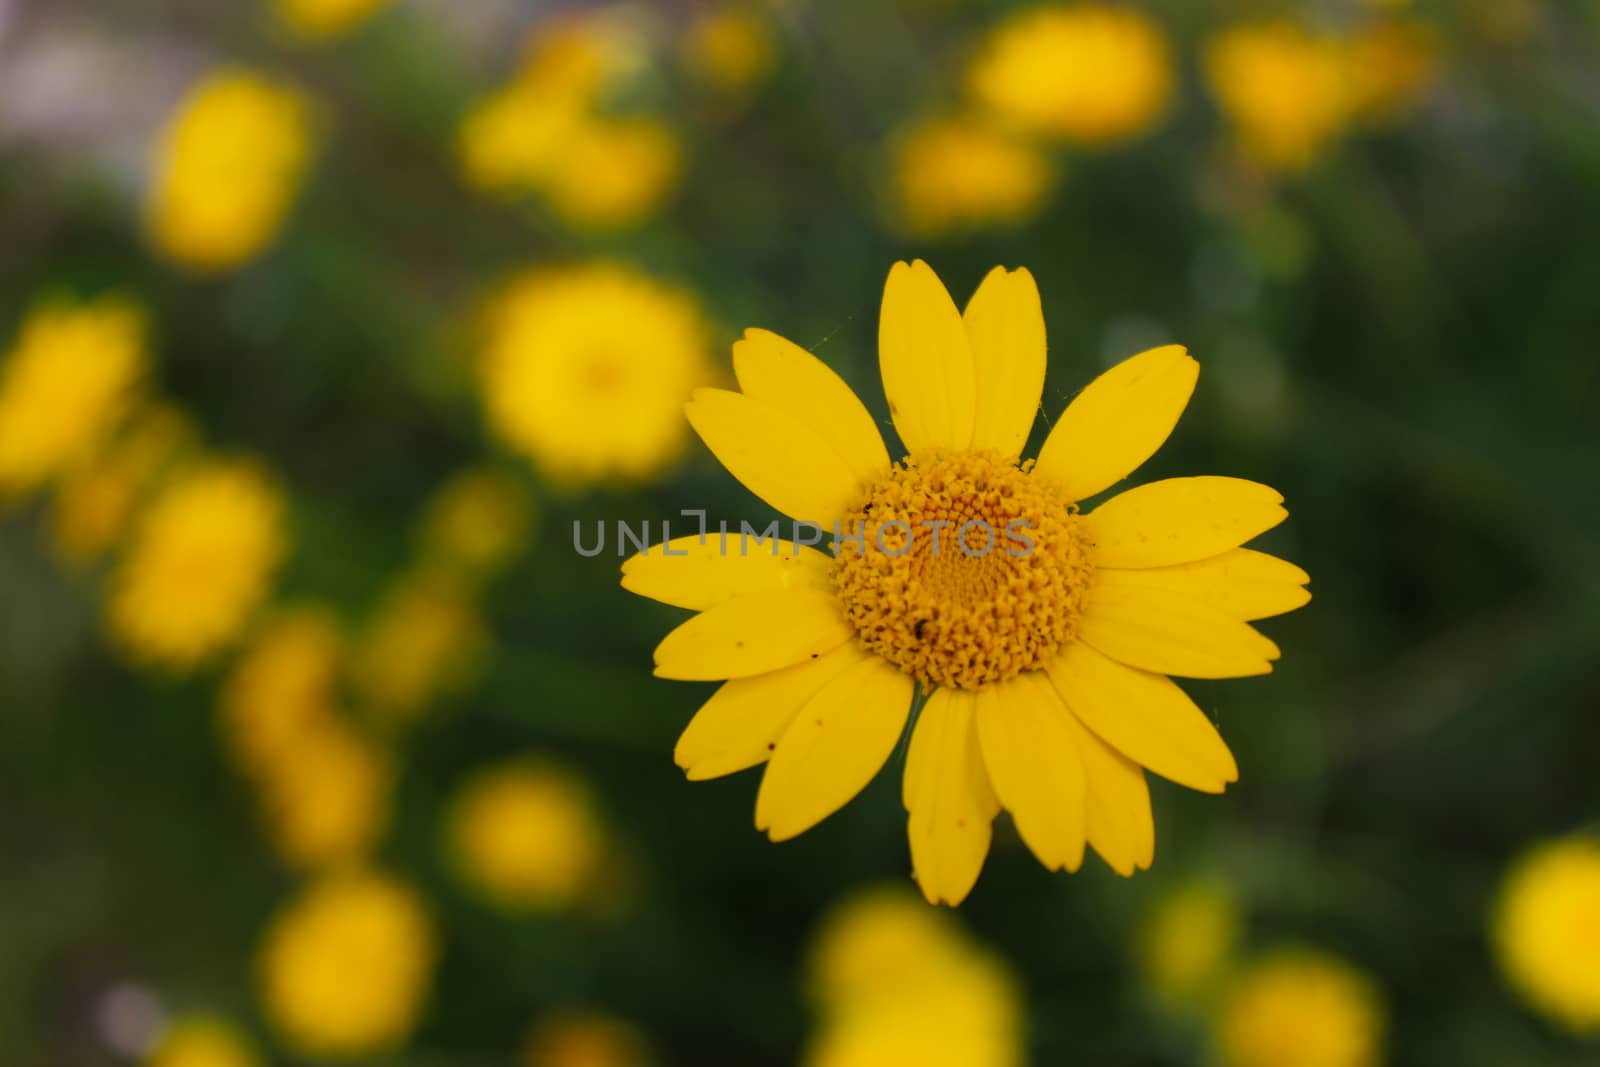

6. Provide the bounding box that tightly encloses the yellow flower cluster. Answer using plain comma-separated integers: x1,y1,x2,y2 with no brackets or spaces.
476,263,714,486
887,116,1052,239
146,69,313,272
1205,17,1437,172
459,10,680,230
1494,835,1600,1033
0,297,147,498
221,609,391,869
805,889,1023,1067
258,869,436,1057
276,0,390,40
447,759,610,912
1137,881,1241,1007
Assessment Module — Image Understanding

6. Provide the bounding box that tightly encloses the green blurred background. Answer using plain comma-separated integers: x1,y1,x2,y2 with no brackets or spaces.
2,0,1598,1065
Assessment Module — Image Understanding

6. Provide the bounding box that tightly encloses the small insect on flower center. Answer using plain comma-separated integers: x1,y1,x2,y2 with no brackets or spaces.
831,450,1092,691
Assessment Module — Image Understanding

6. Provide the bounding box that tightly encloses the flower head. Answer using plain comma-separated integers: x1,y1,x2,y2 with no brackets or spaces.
108,460,287,670
351,571,487,723
255,721,391,870
220,608,345,776
478,264,712,485
146,70,313,272
276,0,389,39
542,117,681,231
1138,881,1240,1005
682,8,777,97
1216,950,1385,1067
50,403,190,565
1205,23,1350,172
258,870,435,1057
144,1017,259,1067
806,888,1022,1067
1493,835,1600,1033
447,759,608,912
968,3,1172,146
887,115,1053,238
0,296,146,497
419,466,535,583
523,1011,652,1067
622,261,1308,905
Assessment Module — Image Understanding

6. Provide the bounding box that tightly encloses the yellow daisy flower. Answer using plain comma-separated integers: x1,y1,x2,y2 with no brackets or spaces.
1204,22,1351,173
1493,835,1600,1033
0,296,147,498
1137,880,1240,1006
107,460,288,670
257,870,435,1058
967,3,1173,147
622,261,1308,905
1216,950,1385,1067
886,115,1054,239
144,1017,259,1067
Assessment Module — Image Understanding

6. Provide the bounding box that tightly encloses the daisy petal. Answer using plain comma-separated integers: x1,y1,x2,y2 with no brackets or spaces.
974,671,1087,872
755,654,913,841
1047,642,1238,793
1094,548,1310,621
652,587,851,681
879,260,977,453
675,644,865,780
903,688,1000,907
1083,476,1287,569
1077,581,1280,679
622,535,834,611
1034,345,1198,502
686,388,861,528
963,266,1046,459
733,328,890,487
1062,709,1155,876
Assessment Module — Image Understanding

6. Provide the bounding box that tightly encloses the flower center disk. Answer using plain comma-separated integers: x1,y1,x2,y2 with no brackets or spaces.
831,450,1090,691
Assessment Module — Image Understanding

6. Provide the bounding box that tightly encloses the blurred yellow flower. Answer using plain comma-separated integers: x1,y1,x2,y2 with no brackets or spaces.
1344,20,1438,122
220,608,344,776
146,70,312,272
888,115,1053,237
276,0,389,39
682,9,777,96
1205,23,1350,172
1493,835,1600,1033
420,466,534,583
968,3,1172,146
806,888,1023,1067
258,870,434,1058
458,83,587,195
523,1011,652,1067
544,117,682,231
351,572,486,723
1216,951,1384,1067
448,759,607,912
478,263,712,484
108,460,287,670
257,721,391,869
0,297,146,498
1137,881,1240,1005
519,7,652,101
50,404,191,566
145,1017,259,1067
809,888,974,1008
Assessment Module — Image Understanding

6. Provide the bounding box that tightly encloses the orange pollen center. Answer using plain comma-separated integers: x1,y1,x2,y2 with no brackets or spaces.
831,449,1091,691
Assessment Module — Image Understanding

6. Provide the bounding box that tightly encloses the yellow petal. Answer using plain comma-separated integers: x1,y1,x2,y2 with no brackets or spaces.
903,688,1000,907
1083,476,1288,569
622,534,834,611
878,260,976,453
1047,642,1238,793
686,388,861,527
1033,345,1198,502
675,644,865,780
733,328,890,486
1062,709,1154,876
973,671,1086,872
755,654,913,841
1094,548,1310,621
1077,580,1280,679
963,266,1046,458
652,587,851,681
